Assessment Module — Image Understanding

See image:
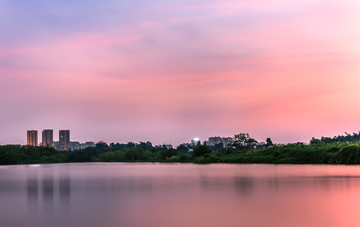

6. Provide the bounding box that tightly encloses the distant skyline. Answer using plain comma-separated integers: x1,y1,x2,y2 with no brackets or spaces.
1,0,360,145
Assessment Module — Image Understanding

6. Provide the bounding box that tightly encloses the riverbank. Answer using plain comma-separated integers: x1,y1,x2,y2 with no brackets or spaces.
1,142,360,165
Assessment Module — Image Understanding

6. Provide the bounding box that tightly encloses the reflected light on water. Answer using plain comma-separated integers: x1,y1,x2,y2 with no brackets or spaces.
0,163,360,227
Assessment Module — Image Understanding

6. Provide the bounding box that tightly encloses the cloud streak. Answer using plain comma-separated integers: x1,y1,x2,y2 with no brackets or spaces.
1,0,360,145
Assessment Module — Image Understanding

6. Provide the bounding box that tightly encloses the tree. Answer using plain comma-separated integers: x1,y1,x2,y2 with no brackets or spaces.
266,138,273,147
96,142,109,153
177,144,188,153
160,149,178,160
137,141,153,150
192,145,212,157
214,143,224,151
233,133,258,148
310,137,321,145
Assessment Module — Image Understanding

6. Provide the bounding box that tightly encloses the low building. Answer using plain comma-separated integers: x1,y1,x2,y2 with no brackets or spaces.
70,141,81,151
207,136,233,148
207,137,222,146
222,137,233,147
53,141,60,150
80,142,95,149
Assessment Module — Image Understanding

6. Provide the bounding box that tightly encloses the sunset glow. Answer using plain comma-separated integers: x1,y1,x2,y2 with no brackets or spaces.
1,0,360,144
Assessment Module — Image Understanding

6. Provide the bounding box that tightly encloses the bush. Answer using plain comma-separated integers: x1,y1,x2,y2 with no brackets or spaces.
335,145,360,164
193,145,212,157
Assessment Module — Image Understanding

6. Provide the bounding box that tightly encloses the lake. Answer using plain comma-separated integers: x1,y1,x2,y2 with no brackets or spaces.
1,163,360,227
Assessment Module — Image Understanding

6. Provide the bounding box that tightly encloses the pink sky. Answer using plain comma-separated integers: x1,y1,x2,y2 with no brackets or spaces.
1,0,360,145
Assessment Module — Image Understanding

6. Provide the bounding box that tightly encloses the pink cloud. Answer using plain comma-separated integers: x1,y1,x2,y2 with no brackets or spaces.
1,0,360,144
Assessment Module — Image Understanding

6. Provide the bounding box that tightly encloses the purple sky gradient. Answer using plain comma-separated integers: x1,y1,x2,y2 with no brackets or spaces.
1,0,360,145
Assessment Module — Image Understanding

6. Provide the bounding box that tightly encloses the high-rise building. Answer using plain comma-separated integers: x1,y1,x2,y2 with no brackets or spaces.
42,129,53,147
27,130,38,146
59,130,70,151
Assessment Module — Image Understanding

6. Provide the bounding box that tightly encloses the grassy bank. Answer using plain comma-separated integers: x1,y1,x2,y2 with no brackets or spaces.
1,142,360,165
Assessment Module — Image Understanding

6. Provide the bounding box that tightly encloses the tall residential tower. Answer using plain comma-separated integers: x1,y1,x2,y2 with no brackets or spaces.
42,129,53,147
27,130,38,146
59,130,70,151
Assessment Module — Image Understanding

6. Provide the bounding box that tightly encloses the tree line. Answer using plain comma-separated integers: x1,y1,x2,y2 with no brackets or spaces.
2,132,360,165
310,132,360,144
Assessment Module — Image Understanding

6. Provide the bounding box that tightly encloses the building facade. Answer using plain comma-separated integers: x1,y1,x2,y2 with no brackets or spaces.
53,141,60,150
27,130,38,146
70,141,80,151
207,136,233,148
42,129,53,147
59,130,70,151
80,142,95,150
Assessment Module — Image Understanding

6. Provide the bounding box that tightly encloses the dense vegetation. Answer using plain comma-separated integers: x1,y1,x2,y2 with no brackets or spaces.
3,132,360,165
310,132,360,144
0,145,67,165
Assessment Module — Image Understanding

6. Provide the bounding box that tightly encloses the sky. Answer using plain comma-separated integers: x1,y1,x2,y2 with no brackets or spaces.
1,0,360,145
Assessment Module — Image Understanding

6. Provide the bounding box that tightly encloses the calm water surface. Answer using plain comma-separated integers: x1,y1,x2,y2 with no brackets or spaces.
1,163,360,227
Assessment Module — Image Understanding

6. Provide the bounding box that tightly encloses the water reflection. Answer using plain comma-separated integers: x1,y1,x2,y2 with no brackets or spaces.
27,177,38,213
234,177,254,195
26,169,71,214
267,176,279,191
2,164,360,227
42,177,54,213
59,177,71,212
